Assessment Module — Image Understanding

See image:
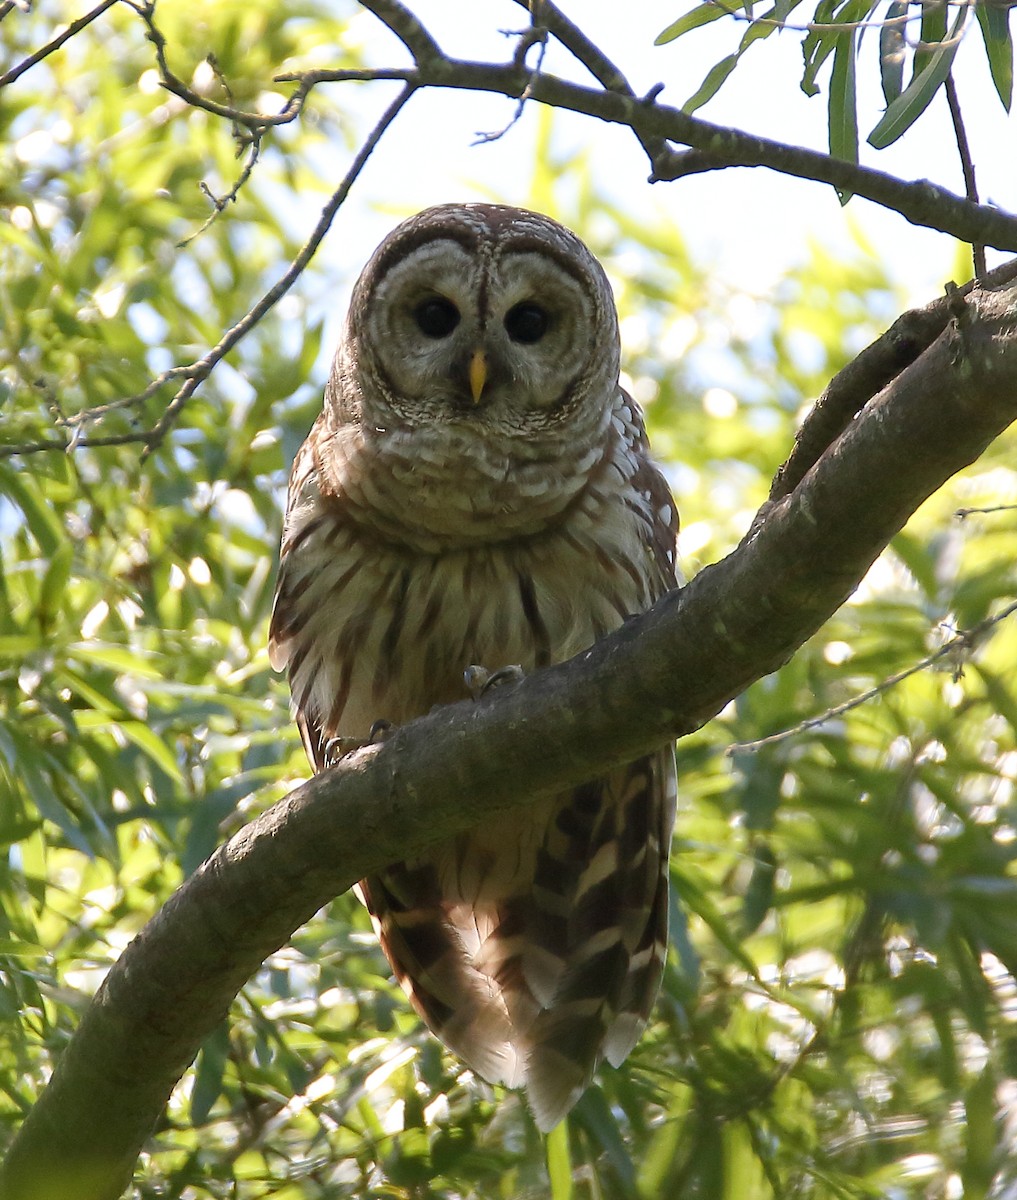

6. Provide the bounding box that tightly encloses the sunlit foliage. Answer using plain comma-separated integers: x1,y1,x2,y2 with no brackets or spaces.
4,3,1017,1197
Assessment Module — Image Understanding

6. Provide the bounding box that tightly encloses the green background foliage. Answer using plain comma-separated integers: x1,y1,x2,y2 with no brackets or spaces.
4,2,1017,1196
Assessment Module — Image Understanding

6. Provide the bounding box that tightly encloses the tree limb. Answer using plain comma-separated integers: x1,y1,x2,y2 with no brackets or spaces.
4,281,1017,1200
279,6,1017,253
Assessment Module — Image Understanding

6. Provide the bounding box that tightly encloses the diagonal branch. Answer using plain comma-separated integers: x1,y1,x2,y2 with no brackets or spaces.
277,49,1017,252
0,83,414,459
760,254,1017,513
4,281,1017,1200
0,0,120,90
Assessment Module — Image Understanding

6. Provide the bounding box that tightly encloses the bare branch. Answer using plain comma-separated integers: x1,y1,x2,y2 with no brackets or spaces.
513,0,671,170
760,255,1017,512
701,0,964,35
1,84,414,459
141,82,414,453
473,24,547,145
945,73,987,280
729,598,1017,754
178,133,263,247
278,57,1017,251
956,503,1017,518
0,0,119,89
126,0,308,130
358,0,441,61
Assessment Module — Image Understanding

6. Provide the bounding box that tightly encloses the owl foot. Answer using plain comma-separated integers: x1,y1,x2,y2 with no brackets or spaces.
464,664,525,701
323,719,393,767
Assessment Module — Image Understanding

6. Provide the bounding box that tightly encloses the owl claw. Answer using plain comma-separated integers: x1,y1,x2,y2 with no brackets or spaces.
322,720,393,767
464,664,526,701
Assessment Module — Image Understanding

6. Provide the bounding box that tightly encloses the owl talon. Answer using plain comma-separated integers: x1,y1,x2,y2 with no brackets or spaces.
464,664,526,701
322,720,393,767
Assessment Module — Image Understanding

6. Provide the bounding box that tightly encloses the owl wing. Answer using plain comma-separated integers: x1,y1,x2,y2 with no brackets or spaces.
269,413,336,772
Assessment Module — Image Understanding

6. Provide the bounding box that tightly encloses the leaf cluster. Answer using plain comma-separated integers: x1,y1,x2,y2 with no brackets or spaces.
4,4,1017,1198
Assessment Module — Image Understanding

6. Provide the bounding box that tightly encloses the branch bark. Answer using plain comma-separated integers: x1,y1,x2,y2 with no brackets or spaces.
3,282,1017,1199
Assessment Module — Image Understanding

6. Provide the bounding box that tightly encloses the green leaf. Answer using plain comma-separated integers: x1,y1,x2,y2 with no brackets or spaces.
190,1022,229,1126
829,29,858,201
961,1065,997,1197
546,1120,573,1200
914,0,948,78
120,721,184,783
868,4,968,148
879,0,909,104
976,0,1014,111
656,3,734,44
0,466,65,557
684,54,741,114
37,542,73,630
801,0,839,96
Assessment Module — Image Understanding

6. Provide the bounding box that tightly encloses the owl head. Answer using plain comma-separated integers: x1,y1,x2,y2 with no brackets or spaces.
329,204,621,439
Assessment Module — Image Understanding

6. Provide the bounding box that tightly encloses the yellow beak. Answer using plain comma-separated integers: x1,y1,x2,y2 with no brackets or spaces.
468,349,488,405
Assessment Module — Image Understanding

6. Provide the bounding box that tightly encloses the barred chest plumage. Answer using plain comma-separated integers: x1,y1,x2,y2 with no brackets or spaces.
270,388,673,755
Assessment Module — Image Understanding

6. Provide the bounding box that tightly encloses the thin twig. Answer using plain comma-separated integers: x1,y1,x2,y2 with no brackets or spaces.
728,598,1017,754
142,82,415,454
275,59,1017,252
179,134,263,247
755,255,1017,516
702,0,965,35
956,502,1017,518
58,364,196,427
473,24,547,145
126,0,309,130
2,85,414,458
0,431,157,458
511,0,670,171
0,0,119,89
945,73,987,280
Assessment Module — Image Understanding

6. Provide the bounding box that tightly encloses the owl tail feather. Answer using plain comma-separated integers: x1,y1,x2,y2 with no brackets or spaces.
357,750,676,1131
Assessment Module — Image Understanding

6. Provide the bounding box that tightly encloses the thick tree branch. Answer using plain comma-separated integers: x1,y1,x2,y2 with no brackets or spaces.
4,283,1017,1200
280,44,1017,252
7,3,1017,461
762,255,1017,510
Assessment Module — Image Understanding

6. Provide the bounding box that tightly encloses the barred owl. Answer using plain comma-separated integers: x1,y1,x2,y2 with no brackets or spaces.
269,203,679,1131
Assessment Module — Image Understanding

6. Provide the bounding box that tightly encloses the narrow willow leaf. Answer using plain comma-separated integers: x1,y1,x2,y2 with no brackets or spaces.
656,3,732,44
879,0,909,104
868,4,967,148
546,1120,573,1200
962,1066,997,1196
0,466,64,557
121,720,185,783
37,543,73,628
190,1024,229,1126
975,0,1014,111
684,53,740,113
801,0,840,96
914,0,948,78
829,29,858,201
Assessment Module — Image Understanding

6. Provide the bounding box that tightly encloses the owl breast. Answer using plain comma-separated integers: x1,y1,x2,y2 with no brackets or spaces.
271,389,669,751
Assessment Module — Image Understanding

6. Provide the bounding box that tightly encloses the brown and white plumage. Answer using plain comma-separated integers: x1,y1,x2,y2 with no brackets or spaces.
269,203,679,1130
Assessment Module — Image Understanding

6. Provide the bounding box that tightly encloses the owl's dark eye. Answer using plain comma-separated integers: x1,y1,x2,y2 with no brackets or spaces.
414,297,460,339
504,301,550,344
